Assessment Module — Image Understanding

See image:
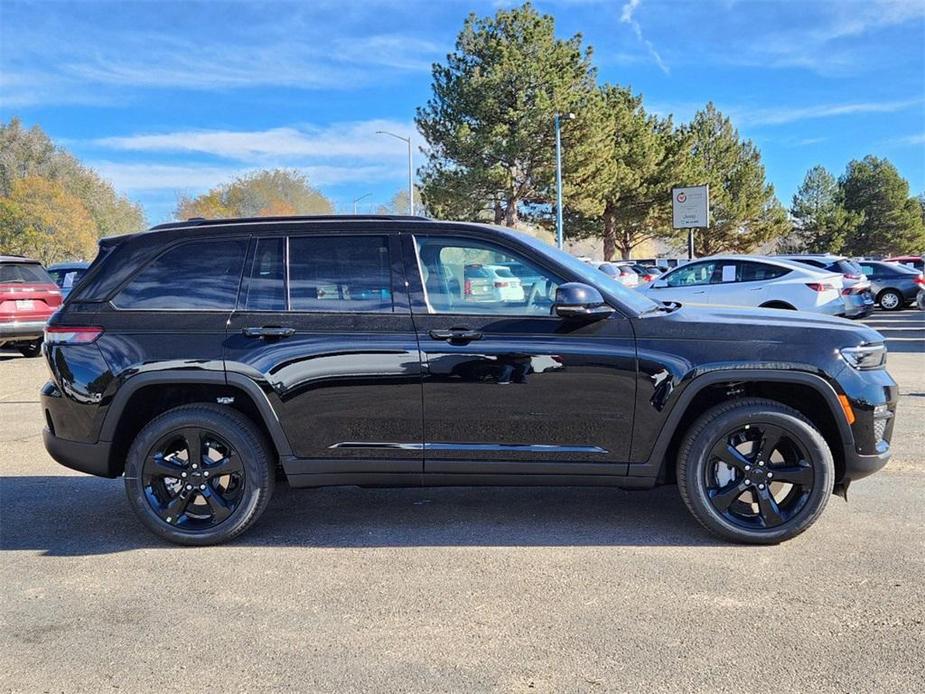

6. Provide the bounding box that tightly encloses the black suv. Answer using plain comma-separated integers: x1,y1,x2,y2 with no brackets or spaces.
42,216,898,545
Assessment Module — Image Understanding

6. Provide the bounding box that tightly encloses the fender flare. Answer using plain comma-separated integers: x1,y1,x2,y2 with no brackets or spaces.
634,369,855,479
99,370,293,457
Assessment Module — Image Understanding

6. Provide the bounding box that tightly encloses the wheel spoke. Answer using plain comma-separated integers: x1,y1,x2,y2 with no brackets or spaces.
756,425,783,464
180,428,205,467
160,490,192,522
710,441,751,472
201,487,233,524
755,486,784,527
709,481,749,512
148,452,187,479
206,453,243,478
770,463,813,486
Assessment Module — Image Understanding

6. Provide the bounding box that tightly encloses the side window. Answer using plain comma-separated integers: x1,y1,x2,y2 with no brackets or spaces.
289,235,392,312
666,261,716,287
859,264,876,277
114,240,246,309
414,236,562,315
244,238,286,311
739,261,790,282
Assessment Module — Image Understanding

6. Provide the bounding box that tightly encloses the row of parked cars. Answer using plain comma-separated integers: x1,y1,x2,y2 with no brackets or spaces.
0,257,87,357
584,254,925,318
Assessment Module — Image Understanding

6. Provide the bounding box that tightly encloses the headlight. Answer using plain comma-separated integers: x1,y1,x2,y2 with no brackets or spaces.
840,343,886,370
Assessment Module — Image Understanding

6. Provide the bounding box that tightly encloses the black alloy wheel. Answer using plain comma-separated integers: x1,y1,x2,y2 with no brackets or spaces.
703,423,813,530
678,398,834,544
125,404,274,545
142,428,245,530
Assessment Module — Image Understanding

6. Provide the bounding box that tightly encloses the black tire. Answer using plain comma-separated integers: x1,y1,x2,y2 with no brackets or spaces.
677,398,834,544
18,340,42,358
877,289,904,311
124,404,275,546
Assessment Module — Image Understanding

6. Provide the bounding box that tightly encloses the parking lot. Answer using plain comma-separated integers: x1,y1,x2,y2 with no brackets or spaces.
1,310,923,693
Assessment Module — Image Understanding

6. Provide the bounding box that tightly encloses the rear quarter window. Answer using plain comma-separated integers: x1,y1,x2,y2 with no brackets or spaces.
113,239,247,309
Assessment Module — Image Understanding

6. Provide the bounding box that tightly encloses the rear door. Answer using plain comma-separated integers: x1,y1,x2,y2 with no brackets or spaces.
223,230,424,482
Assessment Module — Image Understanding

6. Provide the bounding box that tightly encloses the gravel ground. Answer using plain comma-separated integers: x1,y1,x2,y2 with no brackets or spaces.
1,311,923,693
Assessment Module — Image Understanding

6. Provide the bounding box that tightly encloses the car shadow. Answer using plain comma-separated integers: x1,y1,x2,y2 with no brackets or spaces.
0,475,725,555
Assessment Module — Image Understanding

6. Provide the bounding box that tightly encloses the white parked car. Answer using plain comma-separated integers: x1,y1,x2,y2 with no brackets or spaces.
640,255,846,315
594,261,639,288
482,264,525,302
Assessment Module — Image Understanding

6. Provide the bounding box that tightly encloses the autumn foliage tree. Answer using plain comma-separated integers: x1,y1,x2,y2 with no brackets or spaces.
175,169,333,220
0,176,98,264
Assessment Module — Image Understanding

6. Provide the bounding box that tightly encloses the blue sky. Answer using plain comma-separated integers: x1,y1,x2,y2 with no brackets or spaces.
1,0,923,225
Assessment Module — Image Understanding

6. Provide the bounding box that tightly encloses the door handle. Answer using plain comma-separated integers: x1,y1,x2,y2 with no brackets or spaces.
429,328,483,342
242,326,295,339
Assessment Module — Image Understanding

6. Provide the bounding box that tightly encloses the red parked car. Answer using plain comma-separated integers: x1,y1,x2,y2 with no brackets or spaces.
0,255,62,357
883,255,924,273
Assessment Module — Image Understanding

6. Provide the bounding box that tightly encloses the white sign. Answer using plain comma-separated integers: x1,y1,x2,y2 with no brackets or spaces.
672,185,710,229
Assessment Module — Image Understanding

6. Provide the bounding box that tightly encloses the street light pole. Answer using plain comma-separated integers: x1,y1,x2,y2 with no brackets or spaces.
554,113,573,250
352,193,371,214
376,130,414,216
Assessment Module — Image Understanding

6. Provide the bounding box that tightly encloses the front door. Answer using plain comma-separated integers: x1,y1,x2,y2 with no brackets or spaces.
403,232,636,476
223,231,424,482
650,260,717,306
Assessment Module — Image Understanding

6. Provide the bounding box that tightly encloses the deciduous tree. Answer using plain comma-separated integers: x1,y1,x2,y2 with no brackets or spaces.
0,176,97,264
175,169,333,220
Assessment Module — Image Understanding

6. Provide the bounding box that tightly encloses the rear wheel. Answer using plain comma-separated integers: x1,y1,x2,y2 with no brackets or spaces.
124,404,274,545
677,398,834,544
878,289,904,311
17,340,42,358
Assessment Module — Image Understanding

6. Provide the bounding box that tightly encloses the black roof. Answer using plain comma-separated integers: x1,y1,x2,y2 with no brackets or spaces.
149,214,430,231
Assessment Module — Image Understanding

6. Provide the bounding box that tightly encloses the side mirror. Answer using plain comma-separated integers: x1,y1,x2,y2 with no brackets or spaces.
651,278,668,289
554,282,614,320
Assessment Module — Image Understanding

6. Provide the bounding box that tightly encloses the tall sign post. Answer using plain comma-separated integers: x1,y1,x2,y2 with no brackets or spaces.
672,185,709,260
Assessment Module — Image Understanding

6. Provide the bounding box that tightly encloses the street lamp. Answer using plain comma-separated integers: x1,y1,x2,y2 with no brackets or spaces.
376,130,414,216
352,193,371,214
554,112,575,250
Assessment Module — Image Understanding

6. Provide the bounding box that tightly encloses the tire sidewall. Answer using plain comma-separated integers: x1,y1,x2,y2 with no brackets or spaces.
681,404,833,543
124,406,272,545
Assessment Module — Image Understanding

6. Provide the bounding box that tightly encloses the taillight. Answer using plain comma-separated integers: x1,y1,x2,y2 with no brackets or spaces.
844,273,861,280
464,280,472,296
806,283,836,292
915,275,925,287
44,326,103,345
643,274,655,282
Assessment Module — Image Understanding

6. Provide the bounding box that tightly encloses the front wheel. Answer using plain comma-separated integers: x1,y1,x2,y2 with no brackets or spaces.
677,398,834,544
124,404,275,545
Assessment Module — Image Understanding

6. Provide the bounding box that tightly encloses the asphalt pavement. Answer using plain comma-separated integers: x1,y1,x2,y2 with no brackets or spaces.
1,310,923,693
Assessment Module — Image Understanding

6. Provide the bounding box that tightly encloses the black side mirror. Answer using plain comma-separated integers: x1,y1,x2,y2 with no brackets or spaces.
554,282,615,320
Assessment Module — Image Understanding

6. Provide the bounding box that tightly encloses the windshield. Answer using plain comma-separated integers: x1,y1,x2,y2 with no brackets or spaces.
500,228,660,315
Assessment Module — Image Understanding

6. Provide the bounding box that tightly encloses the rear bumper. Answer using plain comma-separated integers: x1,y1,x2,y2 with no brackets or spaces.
0,320,46,341
42,428,117,478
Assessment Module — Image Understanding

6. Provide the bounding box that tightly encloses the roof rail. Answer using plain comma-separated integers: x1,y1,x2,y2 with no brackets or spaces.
149,214,430,231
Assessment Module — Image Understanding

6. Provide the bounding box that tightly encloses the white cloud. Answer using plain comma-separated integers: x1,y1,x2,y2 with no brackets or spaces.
619,0,669,75
737,99,922,127
94,120,422,162
91,161,398,192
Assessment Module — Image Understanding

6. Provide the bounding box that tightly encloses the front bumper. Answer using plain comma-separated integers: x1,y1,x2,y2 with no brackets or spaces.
842,447,891,481
0,320,46,342
42,428,117,478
